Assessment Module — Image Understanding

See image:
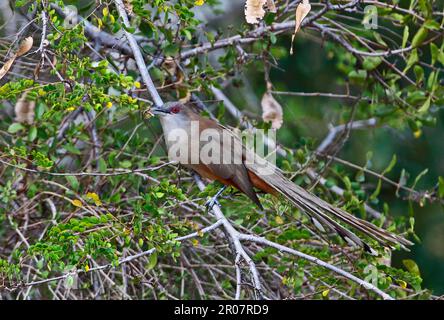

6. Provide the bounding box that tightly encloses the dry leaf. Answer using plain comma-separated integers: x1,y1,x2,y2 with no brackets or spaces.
16,37,33,57
162,57,177,76
290,0,311,55
261,82,283,129
267,0,277,13
15,92,36,124
0,59,16,80
124,0,134,14
0,37,33,81
245,0,267,24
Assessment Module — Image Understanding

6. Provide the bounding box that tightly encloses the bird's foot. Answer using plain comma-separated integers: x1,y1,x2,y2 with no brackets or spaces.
205,197,221,210
205,186,227,211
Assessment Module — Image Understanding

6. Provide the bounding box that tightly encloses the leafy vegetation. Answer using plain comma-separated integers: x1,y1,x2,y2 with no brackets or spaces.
0,0,443,299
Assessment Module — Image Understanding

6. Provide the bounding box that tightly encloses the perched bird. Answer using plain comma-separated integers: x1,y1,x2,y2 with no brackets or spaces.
152,102,412,254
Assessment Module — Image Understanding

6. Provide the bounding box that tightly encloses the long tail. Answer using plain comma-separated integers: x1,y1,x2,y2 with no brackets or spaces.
248,164,413,254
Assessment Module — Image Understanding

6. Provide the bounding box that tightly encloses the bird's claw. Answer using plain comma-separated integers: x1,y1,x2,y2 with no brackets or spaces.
205,197,221,210
204,186,227,211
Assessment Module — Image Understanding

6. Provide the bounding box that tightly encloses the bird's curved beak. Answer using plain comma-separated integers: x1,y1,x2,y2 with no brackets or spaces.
150,106,171,115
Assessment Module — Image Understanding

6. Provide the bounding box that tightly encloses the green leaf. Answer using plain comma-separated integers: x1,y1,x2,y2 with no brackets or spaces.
64,144,82,155
98,158,107,173
270,32,277,44
427,71,439,91
370,179,382,200
363,56,382,71
412,169,428,189
119,160,132,169
404,49,418,72
147,251,157,270
413,65,424,84
418,96,431,113
402,26,409,49
424,19,441,30
383,154,397,175
438,51,444,66
28,126,37,141
348,70,367,85
66,175,79,191
155,192,165,199
438,177,444,198
122,25,136,33
371,155,396,200
181,29,192,41
402,259,421,276
8,123,25,134
430,43,439,64
411,27,428,48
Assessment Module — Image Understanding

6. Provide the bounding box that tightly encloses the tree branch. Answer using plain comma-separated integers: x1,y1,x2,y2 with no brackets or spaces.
114,0,163,106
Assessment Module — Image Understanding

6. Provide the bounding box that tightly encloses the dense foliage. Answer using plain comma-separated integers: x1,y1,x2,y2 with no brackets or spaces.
0,0,443,299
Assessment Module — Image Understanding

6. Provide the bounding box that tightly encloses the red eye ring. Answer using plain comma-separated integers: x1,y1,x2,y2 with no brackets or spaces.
170,105,181,114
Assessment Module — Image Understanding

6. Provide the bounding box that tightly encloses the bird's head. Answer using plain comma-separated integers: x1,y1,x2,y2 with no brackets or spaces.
151,102,187,117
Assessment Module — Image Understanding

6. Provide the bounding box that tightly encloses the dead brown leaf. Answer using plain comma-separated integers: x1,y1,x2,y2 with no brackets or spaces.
0,37,33,81
290,0,311,55
16,37,34,57
245,0,267,24
0,59,16,81
15,92,36,124
267,0,277,13
261,82,283,130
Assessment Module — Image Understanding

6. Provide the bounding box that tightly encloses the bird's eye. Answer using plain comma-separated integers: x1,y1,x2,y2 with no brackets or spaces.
170,105,181,114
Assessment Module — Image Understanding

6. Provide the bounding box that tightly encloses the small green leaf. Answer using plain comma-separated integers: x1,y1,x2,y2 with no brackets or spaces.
383,154,397,174
66,175,79,191
430,43,439,64
98,158,107,173
438,177,444,198
119,160,132,168
155,192,165,199
404,49,418,72
402,26,409,49
412,169,429,189
348,70,367,85
402,259,421,276
64,144,82,155
147,251,157,270
424,19,441,30
411,27,428,48
8,123,25,134
28,126,37,141
413,65,424,84
418,96,431,113
363,56,382,71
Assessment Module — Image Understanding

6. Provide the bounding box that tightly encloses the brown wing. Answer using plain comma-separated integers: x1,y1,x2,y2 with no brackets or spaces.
185,115,263,209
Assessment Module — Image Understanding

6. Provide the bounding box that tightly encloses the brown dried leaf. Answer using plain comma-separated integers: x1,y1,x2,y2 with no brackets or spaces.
290,0,311,55
16,37,33,57
245,0,267,24
267,0,277,13
0,37,33,80
162,57,177,76
124,0,134,14
0,58,16,80
261,83,283,129
15,92,36,124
